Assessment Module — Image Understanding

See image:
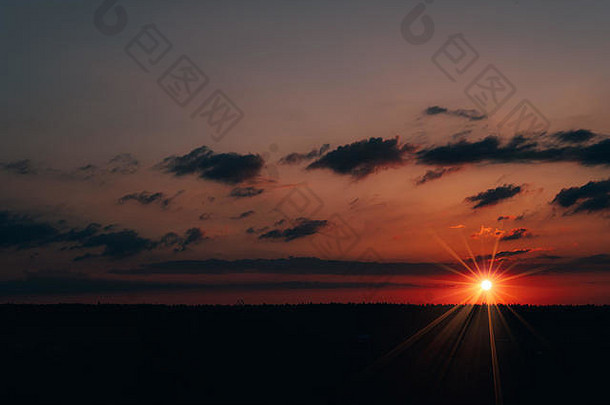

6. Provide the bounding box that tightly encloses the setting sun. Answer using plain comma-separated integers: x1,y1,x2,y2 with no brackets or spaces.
481,280,492,291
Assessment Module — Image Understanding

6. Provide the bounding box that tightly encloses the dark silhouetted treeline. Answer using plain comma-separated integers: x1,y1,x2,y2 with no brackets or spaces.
0,304,607,404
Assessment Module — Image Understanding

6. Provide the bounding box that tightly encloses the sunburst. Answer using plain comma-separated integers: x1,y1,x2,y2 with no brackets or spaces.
367,225,548,405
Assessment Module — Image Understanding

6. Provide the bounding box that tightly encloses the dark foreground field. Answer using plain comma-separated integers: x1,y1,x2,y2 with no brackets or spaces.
0,304,608,405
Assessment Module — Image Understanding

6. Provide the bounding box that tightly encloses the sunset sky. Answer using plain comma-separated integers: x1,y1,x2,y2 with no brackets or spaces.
1,0,609,304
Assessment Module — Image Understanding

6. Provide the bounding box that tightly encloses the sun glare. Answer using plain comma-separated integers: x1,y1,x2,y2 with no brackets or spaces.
481,279,492,291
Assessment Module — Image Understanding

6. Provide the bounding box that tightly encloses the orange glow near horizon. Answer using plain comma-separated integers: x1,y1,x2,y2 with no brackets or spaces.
430,226,547,306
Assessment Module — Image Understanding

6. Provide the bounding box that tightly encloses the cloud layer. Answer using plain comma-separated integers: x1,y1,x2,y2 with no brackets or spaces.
307,137,414,178
552,179,610,214
259,218,328,242
0,211,204,260
159,146,264,184
279,144,330,165
415,167,461,185
500,228,532,241
424,105,486,121
465,184,523,209
418,134,610,166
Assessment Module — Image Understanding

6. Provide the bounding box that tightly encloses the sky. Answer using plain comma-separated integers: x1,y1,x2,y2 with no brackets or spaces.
1,0,609,304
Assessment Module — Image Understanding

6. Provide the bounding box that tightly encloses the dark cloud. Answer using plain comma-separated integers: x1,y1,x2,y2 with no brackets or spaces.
230,186,264,198
75,230,157,260
106,153,139,174
178,228,205,250
476,249,532,261
231,210,255,220
118,190,183,208
465,184,523,209
1,159,38,175
425,106,447,115
118,191,165,205
500,228,532,241
452,130,473,140
60,223,103,242
114,254,610,278
496,248,532,257
72,153,139,180
0,271,200,296
542,254,610,273
0,270,428,297
424,105,487,121
552,179,610,214
554,129,596,144
159,146,264,184
0,210,204,259
113,257,445,276
497,215,524,221
73,164,98,179
536,254,563,260
418,136,535,166
307,137,414,178
279,144,330,165
159,228,206,252
246,226,269,234
259,218,328,242
415,167,461,185
418,134,610,166
76,226,205,260
9,253,608,298
0,213,105,250
0,211,62,249
568,254,610,269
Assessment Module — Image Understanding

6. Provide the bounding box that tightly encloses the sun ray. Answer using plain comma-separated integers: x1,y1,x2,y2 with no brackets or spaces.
432,284,481,303
432,262,478,282
433,234,480,279
494,260,520,279
431,278,476,286
488,233,502,277
490,258,509,279
376,303,463,363
502,304,549,347
439,304,477,378
493,289,519,302
500,265,551,283
461,231,482,274
365,225,547,401
369,293,480,372
493,303,515,343
488,304,503,405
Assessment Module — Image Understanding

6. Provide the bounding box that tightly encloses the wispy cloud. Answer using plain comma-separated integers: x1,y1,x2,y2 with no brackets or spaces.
465,184,523,209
